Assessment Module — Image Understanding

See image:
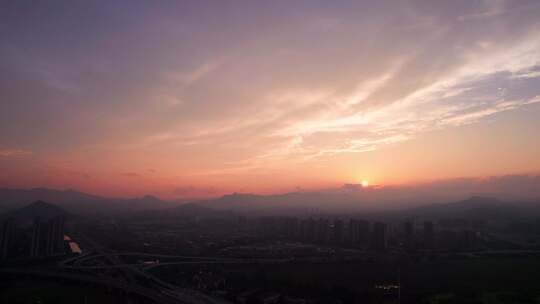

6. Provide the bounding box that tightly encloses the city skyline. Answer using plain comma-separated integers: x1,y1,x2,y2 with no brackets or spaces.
3,2,540,303
1,1,540,198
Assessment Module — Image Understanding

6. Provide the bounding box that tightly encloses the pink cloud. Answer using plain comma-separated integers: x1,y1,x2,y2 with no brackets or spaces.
0,149,33,158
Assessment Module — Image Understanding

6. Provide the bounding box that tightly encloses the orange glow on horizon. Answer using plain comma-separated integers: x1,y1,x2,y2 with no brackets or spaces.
1,1,540,199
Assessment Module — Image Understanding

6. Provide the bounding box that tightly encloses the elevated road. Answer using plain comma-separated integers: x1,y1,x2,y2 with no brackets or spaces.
0,268,182,304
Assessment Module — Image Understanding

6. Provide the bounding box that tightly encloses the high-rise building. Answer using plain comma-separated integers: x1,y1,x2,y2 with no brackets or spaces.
46,220,55,256
316,218,329,244
33,216,66,257
44,216,65,256
459,230,478,250
284,217,299,238
438,230,458,251
348,219,359,244
301,218,316,242
423,221,434,249
348,219,370,247
55,216,65,253
333,219,344,244
404,221,414,250
373,222,388,251
30,217,43,257
404,221,414,235
357,220,370,248
0,218,15,260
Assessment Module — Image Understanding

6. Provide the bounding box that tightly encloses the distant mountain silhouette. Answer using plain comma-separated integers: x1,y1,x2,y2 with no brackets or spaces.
191,192,540,219
5,200,69,223
402,196,540,220
194,191,378,215
133,202,234,220
2,187,539,218
0,188,102,209
0,188,176,215
192,185,505,215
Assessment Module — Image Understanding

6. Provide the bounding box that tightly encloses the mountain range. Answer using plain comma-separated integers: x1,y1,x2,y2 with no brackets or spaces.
3,200,70,223
1,187,539,219
0,188,174,215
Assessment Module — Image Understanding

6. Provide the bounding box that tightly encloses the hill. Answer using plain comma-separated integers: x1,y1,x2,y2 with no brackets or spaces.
398,196,540,221
0,188,176,215
131,202,235,220
2,200,70,224
193,189,448,215
193,192,540,220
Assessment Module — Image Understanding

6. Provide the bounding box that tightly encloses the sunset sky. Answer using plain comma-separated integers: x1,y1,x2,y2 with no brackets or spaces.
1,1,540,198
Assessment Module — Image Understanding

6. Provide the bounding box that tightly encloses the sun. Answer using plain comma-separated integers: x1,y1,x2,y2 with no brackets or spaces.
361,180,369,187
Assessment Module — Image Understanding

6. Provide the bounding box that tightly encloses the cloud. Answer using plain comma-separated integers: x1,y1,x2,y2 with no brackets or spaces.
140,2,540,172
1,0,540,184
457,0,540,22
122,172,140,177
234,24,540,164
0,149,32,158
156,61,221,107
457,0,507,21
511,66,540,79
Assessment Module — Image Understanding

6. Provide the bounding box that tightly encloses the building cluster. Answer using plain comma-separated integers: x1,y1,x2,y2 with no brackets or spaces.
0,218,16,260
0,216,66,261
253,216,479,252
255,217,388,251
30,216,66,257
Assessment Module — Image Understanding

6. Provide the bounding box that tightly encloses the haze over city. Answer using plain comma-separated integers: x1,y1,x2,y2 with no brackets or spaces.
4,2,540,304
1,1,540,199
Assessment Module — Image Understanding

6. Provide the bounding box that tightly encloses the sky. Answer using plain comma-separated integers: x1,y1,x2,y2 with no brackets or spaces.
1,0,540,199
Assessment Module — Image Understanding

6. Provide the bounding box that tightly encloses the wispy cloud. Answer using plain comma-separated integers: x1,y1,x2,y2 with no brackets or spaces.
0,149,32,158
122,172,140,177
457,0,507,21
157,62,221,107
2,0,540,188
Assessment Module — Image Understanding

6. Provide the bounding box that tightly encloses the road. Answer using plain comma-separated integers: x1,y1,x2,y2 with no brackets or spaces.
0,268,182,304
62,234,233,304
